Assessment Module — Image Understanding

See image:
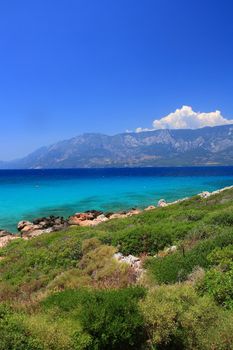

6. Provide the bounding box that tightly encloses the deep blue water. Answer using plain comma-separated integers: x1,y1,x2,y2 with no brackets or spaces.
1,167,233,232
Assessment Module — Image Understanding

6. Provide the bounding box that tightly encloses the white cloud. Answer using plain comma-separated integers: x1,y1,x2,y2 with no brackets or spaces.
135,127,153,133
136,105,233,132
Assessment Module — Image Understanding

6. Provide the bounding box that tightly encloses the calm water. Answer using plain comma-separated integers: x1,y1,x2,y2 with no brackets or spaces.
1,167,233,232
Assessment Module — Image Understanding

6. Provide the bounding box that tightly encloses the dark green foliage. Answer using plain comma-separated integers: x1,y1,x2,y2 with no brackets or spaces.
98,208,203,255
0,229,85,300
198,245,233,308
147,231,233,283
0,305,42,350
103,225,174,255
43,287,146,350
208,209,233,226
141,284,233,350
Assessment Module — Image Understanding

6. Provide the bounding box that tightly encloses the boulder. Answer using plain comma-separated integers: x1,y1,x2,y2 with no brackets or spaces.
105,212,114,218
33,216,67,228
96,214,108,222
68,216,81,225
18,216,67,235
69,212,95,224
126,209,141,216
157,199,167,207
33,217,47,225
84,210,103,219
109,213,127,220
17,220,40,234
0,229,13,237
113,252,144,280
144,205,156,211
77,214,109,227
92,214,109,225
0,234,20,248
78,220,96,227
17,220,32,231
199,191,211,199
24,227,53,238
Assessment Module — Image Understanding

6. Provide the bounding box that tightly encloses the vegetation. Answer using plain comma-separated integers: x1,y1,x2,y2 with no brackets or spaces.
1,188,233,348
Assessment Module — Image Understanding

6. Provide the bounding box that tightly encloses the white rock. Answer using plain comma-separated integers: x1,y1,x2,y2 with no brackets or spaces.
158,199,167,207
199,191,211,199
144,205,156,211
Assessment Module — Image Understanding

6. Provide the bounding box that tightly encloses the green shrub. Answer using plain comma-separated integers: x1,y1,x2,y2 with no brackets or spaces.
100,222,192,255
208,209,233,226
24,313,91,350
0,305,42,350
140,284,233,350
0,230,84,300
47,242,134,291
43,287,146,350
146,231,233,284
198,245,233,308
186,224,220,242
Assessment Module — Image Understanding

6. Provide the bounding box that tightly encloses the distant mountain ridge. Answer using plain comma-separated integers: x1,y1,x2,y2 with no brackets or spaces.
2,124,233,168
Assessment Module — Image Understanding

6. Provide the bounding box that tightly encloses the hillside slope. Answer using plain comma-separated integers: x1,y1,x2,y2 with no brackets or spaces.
1,188,233,348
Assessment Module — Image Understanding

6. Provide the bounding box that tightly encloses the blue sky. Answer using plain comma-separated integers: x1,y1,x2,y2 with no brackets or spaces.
0,0,233,160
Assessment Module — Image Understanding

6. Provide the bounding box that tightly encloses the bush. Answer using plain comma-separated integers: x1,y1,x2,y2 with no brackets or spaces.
43,287,146,349
0,305,42,350
101,223,188,255
208,209,233,226
146,231,233,284
140,284,233,350
198,245,233,308
0,230,83,300
24,313,91,350
47,240,135,291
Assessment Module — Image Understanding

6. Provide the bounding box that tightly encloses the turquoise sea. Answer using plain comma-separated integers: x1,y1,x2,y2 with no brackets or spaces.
1,167,233,232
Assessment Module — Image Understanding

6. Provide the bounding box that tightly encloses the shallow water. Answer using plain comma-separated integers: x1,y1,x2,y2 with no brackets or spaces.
1,167,233,232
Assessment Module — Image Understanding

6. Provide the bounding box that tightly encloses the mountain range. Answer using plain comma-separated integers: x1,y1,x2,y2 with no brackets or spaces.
2,124,233,168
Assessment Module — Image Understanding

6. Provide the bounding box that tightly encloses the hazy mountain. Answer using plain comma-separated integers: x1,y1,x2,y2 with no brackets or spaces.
2,124,233,168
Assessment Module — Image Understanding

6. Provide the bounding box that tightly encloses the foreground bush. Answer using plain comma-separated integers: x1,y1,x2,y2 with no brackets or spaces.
43,287,146,350
140,284,233,349
0,305,42,350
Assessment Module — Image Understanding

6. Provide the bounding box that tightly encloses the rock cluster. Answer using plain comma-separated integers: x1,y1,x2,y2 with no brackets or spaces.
17,216,68,238
144,205,156,211
0,229,20,248
68,209,142,227
14,208,143,240
68,211,108,226
0,229,12,237
2,184,233,249
113,252,144,279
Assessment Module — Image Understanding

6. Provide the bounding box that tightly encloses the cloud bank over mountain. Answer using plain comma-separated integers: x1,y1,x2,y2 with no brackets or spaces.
136,106,233,132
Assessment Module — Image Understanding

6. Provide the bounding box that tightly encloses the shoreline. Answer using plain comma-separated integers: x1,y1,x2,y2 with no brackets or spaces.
1,184,233,249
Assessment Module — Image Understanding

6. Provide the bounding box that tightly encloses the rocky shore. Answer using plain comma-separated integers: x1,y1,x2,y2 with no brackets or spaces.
1,185,233,249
